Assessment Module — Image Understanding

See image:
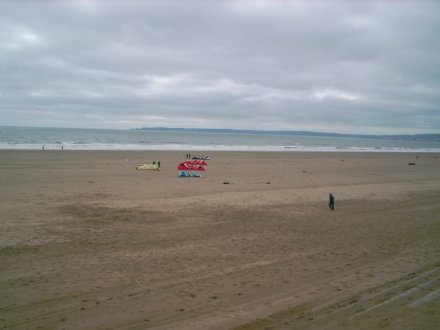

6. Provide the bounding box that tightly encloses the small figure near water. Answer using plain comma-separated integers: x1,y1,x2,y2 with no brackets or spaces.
329,193,335,211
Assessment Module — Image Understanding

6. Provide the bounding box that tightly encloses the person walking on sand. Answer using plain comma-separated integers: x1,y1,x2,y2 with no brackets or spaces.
329,193,335,211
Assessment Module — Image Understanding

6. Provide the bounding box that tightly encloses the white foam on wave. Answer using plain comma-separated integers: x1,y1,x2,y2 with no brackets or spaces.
1,142,439,153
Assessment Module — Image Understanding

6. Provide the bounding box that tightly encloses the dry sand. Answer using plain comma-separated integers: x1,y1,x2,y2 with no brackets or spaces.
0,150,439,329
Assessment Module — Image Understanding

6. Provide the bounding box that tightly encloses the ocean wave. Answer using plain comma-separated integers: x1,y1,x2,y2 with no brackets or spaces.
0,142,439,153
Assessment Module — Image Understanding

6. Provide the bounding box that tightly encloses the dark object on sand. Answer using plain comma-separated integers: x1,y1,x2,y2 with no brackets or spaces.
408,162,416,166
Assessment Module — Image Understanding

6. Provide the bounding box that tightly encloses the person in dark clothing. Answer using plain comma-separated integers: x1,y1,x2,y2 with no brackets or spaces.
329,193,335,211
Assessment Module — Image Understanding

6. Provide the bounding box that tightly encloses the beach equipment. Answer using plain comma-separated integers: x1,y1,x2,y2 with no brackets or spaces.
136,162,160,171
178,171,201,178
192,156,211,160
178,157,209,177
177,162,205,171
184,160,207,166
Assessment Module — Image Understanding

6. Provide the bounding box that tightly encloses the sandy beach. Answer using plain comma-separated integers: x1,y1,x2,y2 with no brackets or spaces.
0,150,439,329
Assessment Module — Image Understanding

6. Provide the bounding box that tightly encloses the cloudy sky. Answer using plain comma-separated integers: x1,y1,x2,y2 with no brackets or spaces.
1,0,439,134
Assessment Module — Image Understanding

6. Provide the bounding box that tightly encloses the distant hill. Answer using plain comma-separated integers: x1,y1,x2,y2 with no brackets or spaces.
133,127,440,142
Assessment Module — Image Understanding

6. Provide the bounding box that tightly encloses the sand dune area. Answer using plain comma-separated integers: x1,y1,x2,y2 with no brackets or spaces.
1,150,439,329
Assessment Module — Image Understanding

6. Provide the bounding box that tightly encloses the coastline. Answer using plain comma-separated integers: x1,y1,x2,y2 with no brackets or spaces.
1,150,439,329
2,126,440,153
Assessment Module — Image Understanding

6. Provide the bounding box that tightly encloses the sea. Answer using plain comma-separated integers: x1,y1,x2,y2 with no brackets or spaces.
1,126,439,153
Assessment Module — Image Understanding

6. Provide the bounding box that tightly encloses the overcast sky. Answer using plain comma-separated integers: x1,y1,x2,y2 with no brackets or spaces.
1,0,439,134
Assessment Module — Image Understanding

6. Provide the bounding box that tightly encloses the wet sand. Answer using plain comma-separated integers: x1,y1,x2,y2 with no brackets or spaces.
0,150,439,329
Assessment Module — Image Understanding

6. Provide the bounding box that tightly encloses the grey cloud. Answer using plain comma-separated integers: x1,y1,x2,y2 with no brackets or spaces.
0,0,439,134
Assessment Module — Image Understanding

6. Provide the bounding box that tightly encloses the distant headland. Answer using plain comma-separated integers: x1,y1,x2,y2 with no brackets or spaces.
133,127,440,142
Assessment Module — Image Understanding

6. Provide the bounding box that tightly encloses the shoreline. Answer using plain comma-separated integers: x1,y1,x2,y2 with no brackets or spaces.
1,146,439,153
1,150,439,329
